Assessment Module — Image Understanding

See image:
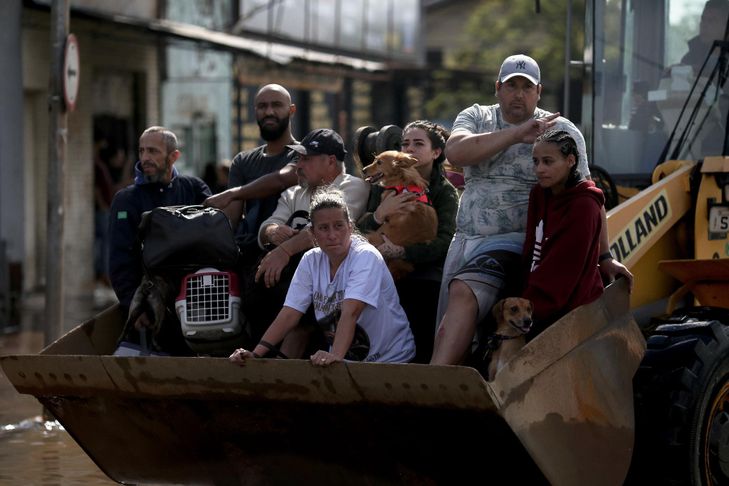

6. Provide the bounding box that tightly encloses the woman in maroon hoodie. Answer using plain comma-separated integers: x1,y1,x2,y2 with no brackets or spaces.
522,129,605,336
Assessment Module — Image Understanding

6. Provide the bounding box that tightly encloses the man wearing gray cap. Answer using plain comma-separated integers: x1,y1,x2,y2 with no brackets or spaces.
430,54,631,366
245,128,369,344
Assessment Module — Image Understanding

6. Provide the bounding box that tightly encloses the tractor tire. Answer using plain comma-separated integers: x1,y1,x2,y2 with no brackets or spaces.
630,318,729,485
589,164,619,209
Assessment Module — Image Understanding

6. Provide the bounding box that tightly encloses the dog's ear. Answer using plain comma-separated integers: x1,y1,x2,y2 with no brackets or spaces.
390,154,406,168
492,299,505,320
399,153,419,168
516,298,533,314
377,150,397,161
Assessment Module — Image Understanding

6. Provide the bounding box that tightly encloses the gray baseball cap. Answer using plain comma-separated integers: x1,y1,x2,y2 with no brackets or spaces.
498,54,541,85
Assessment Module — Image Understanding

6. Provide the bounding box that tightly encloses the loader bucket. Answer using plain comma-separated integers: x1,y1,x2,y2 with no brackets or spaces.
0,308,543,484
0,280,643,485
488,277,646,486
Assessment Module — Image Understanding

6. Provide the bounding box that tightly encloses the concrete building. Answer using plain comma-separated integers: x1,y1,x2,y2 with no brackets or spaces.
0,0,425,329
1,1,162,326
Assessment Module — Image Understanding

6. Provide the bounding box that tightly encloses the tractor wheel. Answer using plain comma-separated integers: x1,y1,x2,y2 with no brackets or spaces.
589,164,618,209
631,319,729,485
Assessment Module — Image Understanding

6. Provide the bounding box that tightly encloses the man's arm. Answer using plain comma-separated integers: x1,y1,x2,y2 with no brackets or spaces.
108,192,142,310
447,128,521,168
255,187,313,287
256,229,315,288
205,164,298,229
261,223,298,248
257,189,298,249
447,113,561,168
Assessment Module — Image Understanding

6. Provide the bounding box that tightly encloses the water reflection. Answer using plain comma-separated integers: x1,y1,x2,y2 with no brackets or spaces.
0,417,115,485
0,295,121,485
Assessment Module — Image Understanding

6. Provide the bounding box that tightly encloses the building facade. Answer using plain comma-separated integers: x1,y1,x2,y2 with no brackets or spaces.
0,0,425,326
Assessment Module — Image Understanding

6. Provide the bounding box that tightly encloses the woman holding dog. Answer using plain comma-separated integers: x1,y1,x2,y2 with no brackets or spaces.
230,188,415,366
521,129,604,336
357,120,459,363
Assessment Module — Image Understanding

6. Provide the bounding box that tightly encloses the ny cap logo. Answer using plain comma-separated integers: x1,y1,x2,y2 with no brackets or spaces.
310,141,319,148
516,60,526,70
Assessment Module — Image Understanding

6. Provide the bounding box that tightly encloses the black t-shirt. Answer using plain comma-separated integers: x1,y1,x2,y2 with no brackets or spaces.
228,145,297,254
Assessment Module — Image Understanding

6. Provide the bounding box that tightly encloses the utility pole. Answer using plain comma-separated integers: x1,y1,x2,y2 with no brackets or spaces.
46,0,69,345
563,0,573,119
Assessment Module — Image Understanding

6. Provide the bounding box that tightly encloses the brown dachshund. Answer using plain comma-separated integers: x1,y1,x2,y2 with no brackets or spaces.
361,150,438,279
487,297,533,381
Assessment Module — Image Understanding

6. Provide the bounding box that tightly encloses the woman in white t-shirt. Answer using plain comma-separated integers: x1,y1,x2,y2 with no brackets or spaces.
230,187,415,366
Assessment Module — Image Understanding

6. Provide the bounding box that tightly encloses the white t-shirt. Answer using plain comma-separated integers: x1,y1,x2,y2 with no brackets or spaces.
284,238,415,363
257,172,370,249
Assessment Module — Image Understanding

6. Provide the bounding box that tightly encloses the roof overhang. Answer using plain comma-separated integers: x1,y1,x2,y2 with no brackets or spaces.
139,18,387,72
26,1,388,72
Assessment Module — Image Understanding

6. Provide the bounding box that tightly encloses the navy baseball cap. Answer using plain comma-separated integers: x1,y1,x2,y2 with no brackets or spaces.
288,128,347,160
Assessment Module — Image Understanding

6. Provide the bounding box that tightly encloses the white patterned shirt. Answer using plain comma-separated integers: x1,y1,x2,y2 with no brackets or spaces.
451,104,590,240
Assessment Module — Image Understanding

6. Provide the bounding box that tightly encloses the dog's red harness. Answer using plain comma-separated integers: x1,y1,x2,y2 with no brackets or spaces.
384,184,431,204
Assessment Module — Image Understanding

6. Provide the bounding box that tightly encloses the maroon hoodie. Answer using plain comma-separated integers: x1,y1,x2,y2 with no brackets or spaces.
521,180,605,333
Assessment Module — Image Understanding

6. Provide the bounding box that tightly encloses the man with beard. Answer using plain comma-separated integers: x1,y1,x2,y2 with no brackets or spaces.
204,83,300,266
109,126,211,324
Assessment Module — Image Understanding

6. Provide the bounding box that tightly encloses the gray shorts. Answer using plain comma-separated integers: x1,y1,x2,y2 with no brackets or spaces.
437,236,521,324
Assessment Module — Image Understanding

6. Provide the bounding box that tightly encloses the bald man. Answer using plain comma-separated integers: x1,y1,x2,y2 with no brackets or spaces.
205,84,300,264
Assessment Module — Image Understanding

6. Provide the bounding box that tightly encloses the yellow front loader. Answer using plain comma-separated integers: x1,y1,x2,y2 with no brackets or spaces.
0,153,725,486
604,155,729,485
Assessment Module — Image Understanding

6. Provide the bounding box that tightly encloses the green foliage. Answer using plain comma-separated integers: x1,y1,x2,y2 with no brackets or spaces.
424,0,585,122
423,69,492,125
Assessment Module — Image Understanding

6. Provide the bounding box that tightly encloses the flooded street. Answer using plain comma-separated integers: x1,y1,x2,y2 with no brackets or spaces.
0,415,115,485
0,292,117,485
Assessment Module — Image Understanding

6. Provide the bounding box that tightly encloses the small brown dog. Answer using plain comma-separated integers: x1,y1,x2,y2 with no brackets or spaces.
361,150,438,279
487,297,533,381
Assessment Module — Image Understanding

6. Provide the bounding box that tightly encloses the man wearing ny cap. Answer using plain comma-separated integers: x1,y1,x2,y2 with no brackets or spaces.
244,128,369,344
430,54,631,365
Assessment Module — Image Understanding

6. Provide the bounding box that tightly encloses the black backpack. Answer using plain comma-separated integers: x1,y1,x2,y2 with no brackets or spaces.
138,205,239,273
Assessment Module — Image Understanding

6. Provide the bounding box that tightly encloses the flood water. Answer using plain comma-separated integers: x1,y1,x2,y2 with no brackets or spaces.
0,292,118,485
0,417,115,485
0,334,116,485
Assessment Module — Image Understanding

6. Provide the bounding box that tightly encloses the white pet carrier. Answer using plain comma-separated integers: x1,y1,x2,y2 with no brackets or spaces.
175,268,243,346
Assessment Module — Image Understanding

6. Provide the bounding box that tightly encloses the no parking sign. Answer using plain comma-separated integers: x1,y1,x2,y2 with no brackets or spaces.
63,33,79,112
